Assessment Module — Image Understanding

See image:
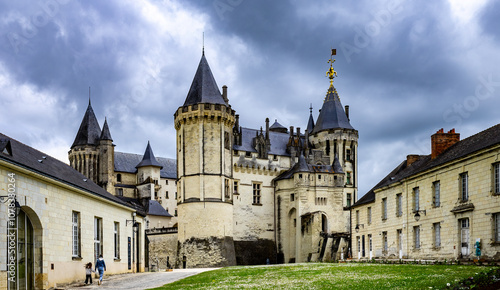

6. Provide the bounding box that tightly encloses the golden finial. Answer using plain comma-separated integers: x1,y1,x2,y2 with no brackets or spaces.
326,48,337,86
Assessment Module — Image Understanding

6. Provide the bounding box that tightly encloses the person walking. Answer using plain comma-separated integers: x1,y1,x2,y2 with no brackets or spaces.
95,255,106,285
84,262,95,285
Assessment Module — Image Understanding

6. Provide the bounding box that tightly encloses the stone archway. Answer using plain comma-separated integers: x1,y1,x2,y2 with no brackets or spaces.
13,206,44,290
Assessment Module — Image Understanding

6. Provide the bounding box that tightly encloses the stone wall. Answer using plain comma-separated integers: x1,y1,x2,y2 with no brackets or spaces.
234,239,276,265
146,231,178,270
177,236,236,268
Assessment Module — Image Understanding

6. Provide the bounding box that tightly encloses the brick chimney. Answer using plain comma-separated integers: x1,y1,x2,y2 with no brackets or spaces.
431,128,460,159
406,154,420,166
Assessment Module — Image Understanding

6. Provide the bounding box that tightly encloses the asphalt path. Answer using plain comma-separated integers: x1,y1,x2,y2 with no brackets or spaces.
66,268,217,289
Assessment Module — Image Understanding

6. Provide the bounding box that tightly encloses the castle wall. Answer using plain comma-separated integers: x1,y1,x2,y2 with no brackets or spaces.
147,232,178,270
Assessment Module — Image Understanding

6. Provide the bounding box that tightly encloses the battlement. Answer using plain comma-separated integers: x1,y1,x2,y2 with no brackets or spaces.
174,103,235,130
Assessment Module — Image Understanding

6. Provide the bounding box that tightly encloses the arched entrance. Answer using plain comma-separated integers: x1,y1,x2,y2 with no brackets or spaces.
8,207,43,290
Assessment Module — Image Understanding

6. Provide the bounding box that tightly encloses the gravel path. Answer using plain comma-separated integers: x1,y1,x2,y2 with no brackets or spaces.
65,268,217,289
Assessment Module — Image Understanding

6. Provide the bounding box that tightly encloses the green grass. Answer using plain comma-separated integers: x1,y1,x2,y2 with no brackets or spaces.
151,263,498,290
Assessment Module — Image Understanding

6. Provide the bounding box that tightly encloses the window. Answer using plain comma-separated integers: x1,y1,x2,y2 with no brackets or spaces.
245,151,251,157
413,187,420,212
414,226,420,249
166,191,169,199
234,181,239,194
224,179,230,198
382,198,387,220
346,172,351,185
117,174,122,183
346,193,351,207
368,234,372,252
175,192,178,199
460,172,468,201
72,211,80,257
367,207,372,224
175,209,178,217
318,175,322,180
114,222,120,259
396,193,402,217
166,180,169,185
299,174,303,179
382,232,388,252
495,213,500,243
433,181,440,207
356,210,359,225
290,194,295,202
116,188,123,196
433,222,441,247
346,149,351,161
253,183,261,204
94,217,103,260
325,140,330,156
494,163,500,194
357,236,360,253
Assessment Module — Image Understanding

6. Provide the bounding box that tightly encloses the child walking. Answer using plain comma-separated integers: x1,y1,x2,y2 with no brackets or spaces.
95,255,106,285
84,262,94,285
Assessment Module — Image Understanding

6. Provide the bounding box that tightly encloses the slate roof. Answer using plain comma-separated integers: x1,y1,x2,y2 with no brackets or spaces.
72,101,102,148
269,120,287,131
148,200,173,217
275,154,342,181
312,85,354,133
233,127,290,156
114,152,176,179
136,142,162,168
307,112,315,134
183,53,227,106
352,123,500,207
0,132,132,209
100,118,113,141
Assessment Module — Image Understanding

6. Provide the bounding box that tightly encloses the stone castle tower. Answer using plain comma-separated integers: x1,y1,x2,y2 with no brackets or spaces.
174,52,237,267
68,100,115,193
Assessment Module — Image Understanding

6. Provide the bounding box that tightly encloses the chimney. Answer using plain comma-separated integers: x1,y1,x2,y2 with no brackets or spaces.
235,114,240,129
345,105,350,121
290,126,294,138
296,127,300,136
406,155,420,166
265,118,269,141
222,85,228,103
431,128,460,159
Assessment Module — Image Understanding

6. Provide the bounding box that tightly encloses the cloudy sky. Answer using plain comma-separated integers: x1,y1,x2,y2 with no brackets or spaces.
1,0,499,197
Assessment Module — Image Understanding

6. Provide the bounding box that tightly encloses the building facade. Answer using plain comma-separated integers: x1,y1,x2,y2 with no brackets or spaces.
69,51,358,267
351,127,500,261
0,133,145,289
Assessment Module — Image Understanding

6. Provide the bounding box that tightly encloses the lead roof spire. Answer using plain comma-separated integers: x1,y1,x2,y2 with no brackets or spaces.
71,99,102,148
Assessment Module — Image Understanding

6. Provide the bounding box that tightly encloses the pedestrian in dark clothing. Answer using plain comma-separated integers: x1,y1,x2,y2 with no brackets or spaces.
95,255,106,285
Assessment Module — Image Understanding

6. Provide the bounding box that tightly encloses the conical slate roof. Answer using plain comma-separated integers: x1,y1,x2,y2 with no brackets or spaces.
332,155,344,174
71,100,102,148
183,53,226,106
306,112,315,134
100,118,113,141
136,141,163,168
312,85,354,134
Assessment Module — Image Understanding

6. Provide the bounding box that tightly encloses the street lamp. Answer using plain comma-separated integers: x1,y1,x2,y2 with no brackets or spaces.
414,209,426,222
355,224,364,233
1,196,22,217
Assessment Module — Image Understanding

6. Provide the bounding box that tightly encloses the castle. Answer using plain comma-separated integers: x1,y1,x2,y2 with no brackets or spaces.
68,50,358,267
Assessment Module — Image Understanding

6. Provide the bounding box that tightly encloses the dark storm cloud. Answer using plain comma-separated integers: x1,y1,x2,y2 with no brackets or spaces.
1,0,499,197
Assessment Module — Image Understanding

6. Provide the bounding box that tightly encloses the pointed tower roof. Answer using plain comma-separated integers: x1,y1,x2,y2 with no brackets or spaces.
71,100,102,148
100,117,113,141
312,85,354,133
136,141,163,168
269,119,287,133
306,105,315,134
332,155,344,173
183,53,226,106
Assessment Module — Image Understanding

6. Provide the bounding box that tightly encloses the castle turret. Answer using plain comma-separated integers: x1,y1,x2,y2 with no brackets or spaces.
136,141,162,212
309,51,358,204
99,118,114,192
174,52,236,267
69,99,102,184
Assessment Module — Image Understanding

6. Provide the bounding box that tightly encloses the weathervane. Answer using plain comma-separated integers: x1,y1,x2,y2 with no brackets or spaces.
326,48,337,86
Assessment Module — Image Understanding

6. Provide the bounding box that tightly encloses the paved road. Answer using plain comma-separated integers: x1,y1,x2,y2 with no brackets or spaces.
66,268,216,289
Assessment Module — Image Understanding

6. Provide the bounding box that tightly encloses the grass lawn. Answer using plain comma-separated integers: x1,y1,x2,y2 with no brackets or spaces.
151,263,498,289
